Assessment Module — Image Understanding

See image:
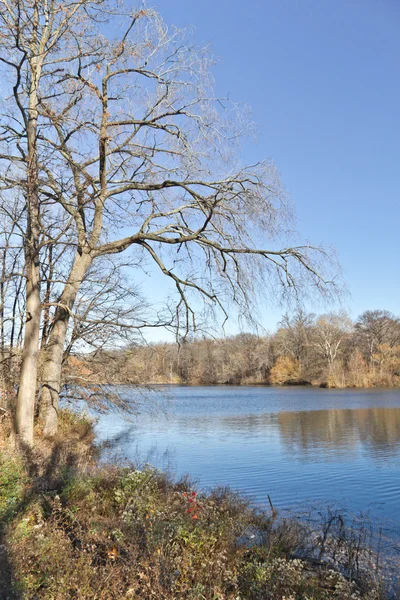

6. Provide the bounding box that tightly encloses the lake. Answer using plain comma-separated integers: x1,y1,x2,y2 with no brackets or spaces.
94,385,400,525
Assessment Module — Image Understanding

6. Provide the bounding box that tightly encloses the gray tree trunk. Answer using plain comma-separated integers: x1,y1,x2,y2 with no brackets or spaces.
15,253,41,444
15,36,43,445
40,252,92,435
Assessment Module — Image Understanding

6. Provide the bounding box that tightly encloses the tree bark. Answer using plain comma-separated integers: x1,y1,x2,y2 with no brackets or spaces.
15,252,41,443
40,252,92,435
15,26,42,444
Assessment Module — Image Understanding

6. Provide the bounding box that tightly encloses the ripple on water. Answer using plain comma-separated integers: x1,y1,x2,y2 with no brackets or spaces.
95,385,400,521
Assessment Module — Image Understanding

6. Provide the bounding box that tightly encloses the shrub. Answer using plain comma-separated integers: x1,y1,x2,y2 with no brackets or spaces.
270,356,301,385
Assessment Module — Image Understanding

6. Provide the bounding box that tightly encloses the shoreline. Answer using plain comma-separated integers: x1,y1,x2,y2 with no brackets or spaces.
99,380,400,390
0,410,395,599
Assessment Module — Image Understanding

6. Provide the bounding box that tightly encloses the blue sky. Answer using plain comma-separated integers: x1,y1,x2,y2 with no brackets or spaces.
140,0,400,336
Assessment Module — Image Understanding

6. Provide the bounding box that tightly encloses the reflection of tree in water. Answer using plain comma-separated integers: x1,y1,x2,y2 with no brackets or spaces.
140,406,400,463
277,408,400,460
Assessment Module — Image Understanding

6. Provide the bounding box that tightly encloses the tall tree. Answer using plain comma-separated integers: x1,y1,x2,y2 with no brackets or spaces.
0,197,25,408
276,308,315,368
312,312,352,369
355,310,400,367
0,2,339,441
0,0,107,442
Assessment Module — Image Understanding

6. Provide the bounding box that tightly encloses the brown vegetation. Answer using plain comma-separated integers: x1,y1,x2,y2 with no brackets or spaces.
270,356,301,386
70,309,400,389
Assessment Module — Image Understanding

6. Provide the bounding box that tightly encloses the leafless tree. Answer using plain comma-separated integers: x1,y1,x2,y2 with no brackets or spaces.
0,2,339,442
275,308,315,372
354,310,400,368
0,195,25,409
312,312,352,369
76,307,400,387
0,0,113,442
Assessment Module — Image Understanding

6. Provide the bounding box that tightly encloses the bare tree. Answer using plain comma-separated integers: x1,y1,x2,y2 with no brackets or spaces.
0,195,25,410
312,312,352,369
0,0,117,441
0,2,339,442
355,310,400,368
275,308,315,373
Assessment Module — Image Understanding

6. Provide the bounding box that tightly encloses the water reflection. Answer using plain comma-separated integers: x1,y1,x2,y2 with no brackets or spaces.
277,408,400,460
95,387,400,518
156,407,400,461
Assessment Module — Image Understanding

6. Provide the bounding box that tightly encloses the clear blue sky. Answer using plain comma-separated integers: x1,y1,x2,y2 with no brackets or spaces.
142,0,400,336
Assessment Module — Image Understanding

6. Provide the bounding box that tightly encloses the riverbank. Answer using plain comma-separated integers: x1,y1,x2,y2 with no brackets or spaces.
107,380,399,389
67,353,400,389
0,411,393,600
69,373,400,389
72,325,400,391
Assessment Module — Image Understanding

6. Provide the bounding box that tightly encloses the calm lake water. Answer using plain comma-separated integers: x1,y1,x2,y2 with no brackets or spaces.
95,386,400,523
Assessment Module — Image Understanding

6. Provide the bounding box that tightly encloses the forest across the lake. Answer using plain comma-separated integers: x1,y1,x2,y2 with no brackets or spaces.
74,309,400,389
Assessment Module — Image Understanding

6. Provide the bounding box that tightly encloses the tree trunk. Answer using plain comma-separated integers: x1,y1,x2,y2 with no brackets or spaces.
15,254,41,443
15,39,42,445
15,143,41,444
40,252,92,435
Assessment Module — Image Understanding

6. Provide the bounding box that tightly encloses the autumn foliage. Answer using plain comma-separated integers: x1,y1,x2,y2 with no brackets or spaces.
269,356,301,385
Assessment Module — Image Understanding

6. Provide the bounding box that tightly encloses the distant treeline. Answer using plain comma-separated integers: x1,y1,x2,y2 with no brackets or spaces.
76,309,400,388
